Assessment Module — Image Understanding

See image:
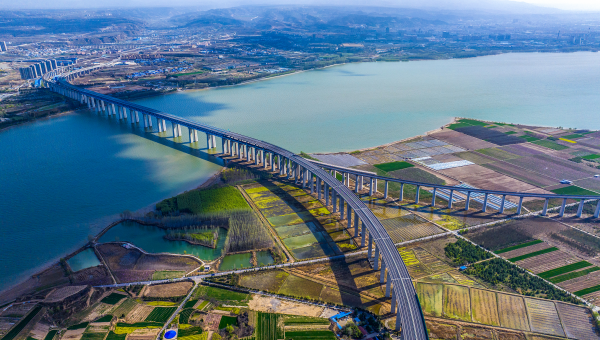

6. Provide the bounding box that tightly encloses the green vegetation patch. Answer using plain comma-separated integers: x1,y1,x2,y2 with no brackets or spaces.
95,315,114,323
374,161,414,172
105,332,126,340
283,316,330,326
177,327,204,338
144,307,177,323
218,316,238,329
284,330,336,340
179,309,195,324
551,186,599,196
519,135,540,142
504,131,517,135
80,332,107,340
184,299,198,309
157,186,249,214
550,267,600,283
278,275,324,299
448,119,489,130
574,284,600,297
538,261,593,279
475,148,520,161
583,154,600,160
561,134,585,140
195,285,248,303
444,239,492,265
256,312,283,340
495,240,543,254
532,139,569,150
508,247,558,262
465,258,579,303
101,293,126,305
43,330,58,340
68,322,90,330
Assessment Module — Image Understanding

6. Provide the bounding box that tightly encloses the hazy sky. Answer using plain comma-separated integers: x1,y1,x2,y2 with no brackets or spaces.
2,0,600,11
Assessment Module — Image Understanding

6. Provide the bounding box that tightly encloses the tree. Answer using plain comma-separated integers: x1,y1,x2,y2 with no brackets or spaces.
341,322,363,339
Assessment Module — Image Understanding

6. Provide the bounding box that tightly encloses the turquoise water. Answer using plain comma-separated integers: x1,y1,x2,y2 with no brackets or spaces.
67,248,101,272
98,221,227,260
219,252,252,271
2,52,600,292
256,251,275,267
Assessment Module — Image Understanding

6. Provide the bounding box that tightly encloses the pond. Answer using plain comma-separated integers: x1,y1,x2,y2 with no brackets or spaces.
67,248,101,272
98,221,227,261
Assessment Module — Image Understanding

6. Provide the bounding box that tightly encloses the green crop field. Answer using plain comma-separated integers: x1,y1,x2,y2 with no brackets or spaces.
184,299,198,309
284,330,336,340
80,332,107,340
152,271,186,281
101,293,126,305
508,247,558,262
574,284,600,297
195,285,248,303
67,322,89,330
256,312,283,340
551,186,599,196
532,139,569,150
218,316,238,329
550,267,600,283
179,309,195,324
583,154,600,160
112,299,137,318
374,161,414,172
157,186,250,214
43,330,58,340
144,307,177,323
105,332,126,340
495,240,543,254
282,316,329,326
447,119,489,130
538,261,593,279
95,315,113,323
519,135,540,142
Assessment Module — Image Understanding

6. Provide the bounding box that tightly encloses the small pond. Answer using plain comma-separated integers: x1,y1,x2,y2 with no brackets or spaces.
67,248,101,272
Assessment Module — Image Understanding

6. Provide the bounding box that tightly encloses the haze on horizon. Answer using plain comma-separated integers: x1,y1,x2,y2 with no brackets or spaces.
2,0,600,12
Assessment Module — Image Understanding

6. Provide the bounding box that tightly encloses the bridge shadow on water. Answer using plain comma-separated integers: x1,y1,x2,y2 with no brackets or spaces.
93,111,227,168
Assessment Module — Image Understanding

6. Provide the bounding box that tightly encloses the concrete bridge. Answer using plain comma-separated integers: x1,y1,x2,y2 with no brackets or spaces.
47,76,429,339
46,66,600,339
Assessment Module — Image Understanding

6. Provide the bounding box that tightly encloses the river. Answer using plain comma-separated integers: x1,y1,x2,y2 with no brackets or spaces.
1,52,599,292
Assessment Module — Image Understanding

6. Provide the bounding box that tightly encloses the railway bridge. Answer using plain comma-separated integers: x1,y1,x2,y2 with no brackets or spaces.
45,64,600,339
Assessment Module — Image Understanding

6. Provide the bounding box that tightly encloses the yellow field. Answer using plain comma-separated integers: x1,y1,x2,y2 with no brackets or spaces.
416,283,443,317
398,248,420,266
443,285,471,321
470,289,500,326
497,294,530,331
447,270,477,287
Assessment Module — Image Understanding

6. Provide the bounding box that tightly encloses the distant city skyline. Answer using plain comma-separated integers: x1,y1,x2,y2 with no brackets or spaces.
1,0,600,11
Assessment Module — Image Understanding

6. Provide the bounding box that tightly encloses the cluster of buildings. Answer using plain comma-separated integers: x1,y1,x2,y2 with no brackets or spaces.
19,59,58,80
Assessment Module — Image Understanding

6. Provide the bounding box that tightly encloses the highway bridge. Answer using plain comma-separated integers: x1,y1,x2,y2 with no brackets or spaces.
45,65,600,339
47,75,429,339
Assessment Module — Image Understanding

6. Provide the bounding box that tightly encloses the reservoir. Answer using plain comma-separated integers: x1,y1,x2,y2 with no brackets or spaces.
1,52,600,292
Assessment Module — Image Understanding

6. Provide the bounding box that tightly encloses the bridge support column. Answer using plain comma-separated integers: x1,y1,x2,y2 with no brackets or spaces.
347,204,352,226
415,185,420,204
432,188,437,206
384,181,388,199
212,135,216,149
87,98,91,109
380,259,386,283
448,190,454,209
91,97,96,109
100,100,106,113
247,146,251,162
517,196,524,215
368,233,373,259
400,183,404,201
385,272,391,298
395,306,402,331
577,199,585,218
559,198,567,217
310,173,314,194
123,107,128,119
594,200,600,218
374,179,378,194
111,104,117,117
135,111,140,123
317,177,322,200
158,118,163,132
354,213,359,237
332,190,337,213
542,198,549,216
359,176,364,191
325,183,329,206
465,191,471,210
354,175,359,193
361,222,366,247
173,123,179,138
369,177,374,196
482,193,489,212
339,197,344,219
499,195,507,214
263,151,267,169
374,245,379,270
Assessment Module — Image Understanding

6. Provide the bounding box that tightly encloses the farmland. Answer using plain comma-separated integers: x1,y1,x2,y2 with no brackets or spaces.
156,185,250,215
144,307,177,323
100,293,126,305
415,282,599,338
256,312,283,340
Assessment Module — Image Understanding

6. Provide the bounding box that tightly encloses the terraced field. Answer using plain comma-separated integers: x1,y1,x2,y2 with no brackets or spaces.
416,283,442,317
470,289,499,326
242,181,357,260
443,285,471,321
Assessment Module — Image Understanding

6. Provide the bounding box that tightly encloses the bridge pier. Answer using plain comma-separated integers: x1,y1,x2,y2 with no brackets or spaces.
332,190,337,213
558,198,567,217
369,178,374,196
482,193,489,212
400,183,404,201
517,196,524,215
380,259,386,283
431,188,437,206
448,190,454,209
594,200,600,218
354,213,359,237
499,195,507,214
542,198,549,216
339,197,344,219
415,185,420,204
465,191,471,210
325,183,330,206
576,199,585,218
384,181,389,199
